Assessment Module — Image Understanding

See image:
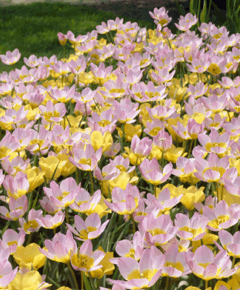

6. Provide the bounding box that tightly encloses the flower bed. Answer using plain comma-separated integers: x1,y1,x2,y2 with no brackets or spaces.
1,6,240,290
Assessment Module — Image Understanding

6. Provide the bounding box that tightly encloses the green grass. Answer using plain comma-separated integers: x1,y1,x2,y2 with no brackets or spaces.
0,1,156,74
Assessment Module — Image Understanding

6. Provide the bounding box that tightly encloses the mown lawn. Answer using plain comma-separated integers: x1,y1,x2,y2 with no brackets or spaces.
0,1,156,73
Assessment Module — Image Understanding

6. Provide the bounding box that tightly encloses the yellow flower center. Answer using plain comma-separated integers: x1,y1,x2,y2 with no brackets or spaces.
179,226,204,240
24,220,39,233
79,226,97,240
159,19,168,26
208,215,230,229
98,120,111,127
79,158,92,166
125,248,135,259
127,268,158,283
164,261,184,275
149,127,162,136
7,240,18,246
147,228,166,236
44,111,60,122
109,88,125,94
205,142,227,152
208,63,222,76
71,253,94,270
57,191,69,201
116,165,127,172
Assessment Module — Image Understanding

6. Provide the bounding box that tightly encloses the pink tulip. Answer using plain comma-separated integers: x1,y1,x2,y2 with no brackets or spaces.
70,189,101,213
67,213,109,241
23,54,43,68
175,13,198,31
139,212,178,246
109,246,165,289
0,195,28,221
218,230,240,257
104,184,140,215
0,259,18,287
40,229,77,264
139,158,172,186
69,144,102,171
0,228,25,255
38,211,65,229
57,32,68,46
175,212,208,241
0,49,21,65
202,200,240,231
162,243,191,277
115,231,144,261
144,188,182,215
70,239,104,271
185,245,238,280
19,209,42,234
3,172,29,199
43,177,80,208
39,100,66,123
149,7,172,27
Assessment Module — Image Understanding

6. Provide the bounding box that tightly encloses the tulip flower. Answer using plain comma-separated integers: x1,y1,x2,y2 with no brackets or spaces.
8,270,51,290
139,158,173,186
104,184,140,215
38,211,65,229
0,259,18,288
115,231,144,261
0,48,21,65
109,246,165,289
69,144,102,171
0,195,28,221
218,230,240,257
162,243,191,278
0,228,25,255
19,209,42,234
202,200,240,231
175,212,208,241
43,177,80,209
139,212,178,246
39,229,77,264
185,245,239,280
70,239,105,272
13,243,46,270
66,213,109,241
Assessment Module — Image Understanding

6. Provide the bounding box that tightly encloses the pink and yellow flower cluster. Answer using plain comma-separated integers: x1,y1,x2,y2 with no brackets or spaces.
1,7,240,290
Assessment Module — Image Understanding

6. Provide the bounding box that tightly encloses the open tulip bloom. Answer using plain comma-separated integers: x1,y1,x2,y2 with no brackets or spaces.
109,246,165,289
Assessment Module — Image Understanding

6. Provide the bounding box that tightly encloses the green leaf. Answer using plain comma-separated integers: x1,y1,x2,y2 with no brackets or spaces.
200,0,208,23
174,0,186,16
190,0,197,14
83,273,92,290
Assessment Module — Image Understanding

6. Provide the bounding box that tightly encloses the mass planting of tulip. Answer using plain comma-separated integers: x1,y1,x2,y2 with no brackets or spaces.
1,6,240,290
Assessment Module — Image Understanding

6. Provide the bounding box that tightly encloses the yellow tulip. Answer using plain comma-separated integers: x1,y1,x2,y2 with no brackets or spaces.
13,243,46,270
8,270,51,290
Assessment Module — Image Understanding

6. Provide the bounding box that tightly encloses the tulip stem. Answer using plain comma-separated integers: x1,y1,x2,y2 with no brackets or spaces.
65,207,69,224
205,280,208,289
165,276,169,290
232,257,236,268
131,214,136,234
90,171,94,195
27,233,32,245
188,139,194,158
81,272,84,290
67,262,79,290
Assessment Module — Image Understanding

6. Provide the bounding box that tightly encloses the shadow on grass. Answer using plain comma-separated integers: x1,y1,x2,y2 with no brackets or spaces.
0,0,193,74
0,1,156,73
